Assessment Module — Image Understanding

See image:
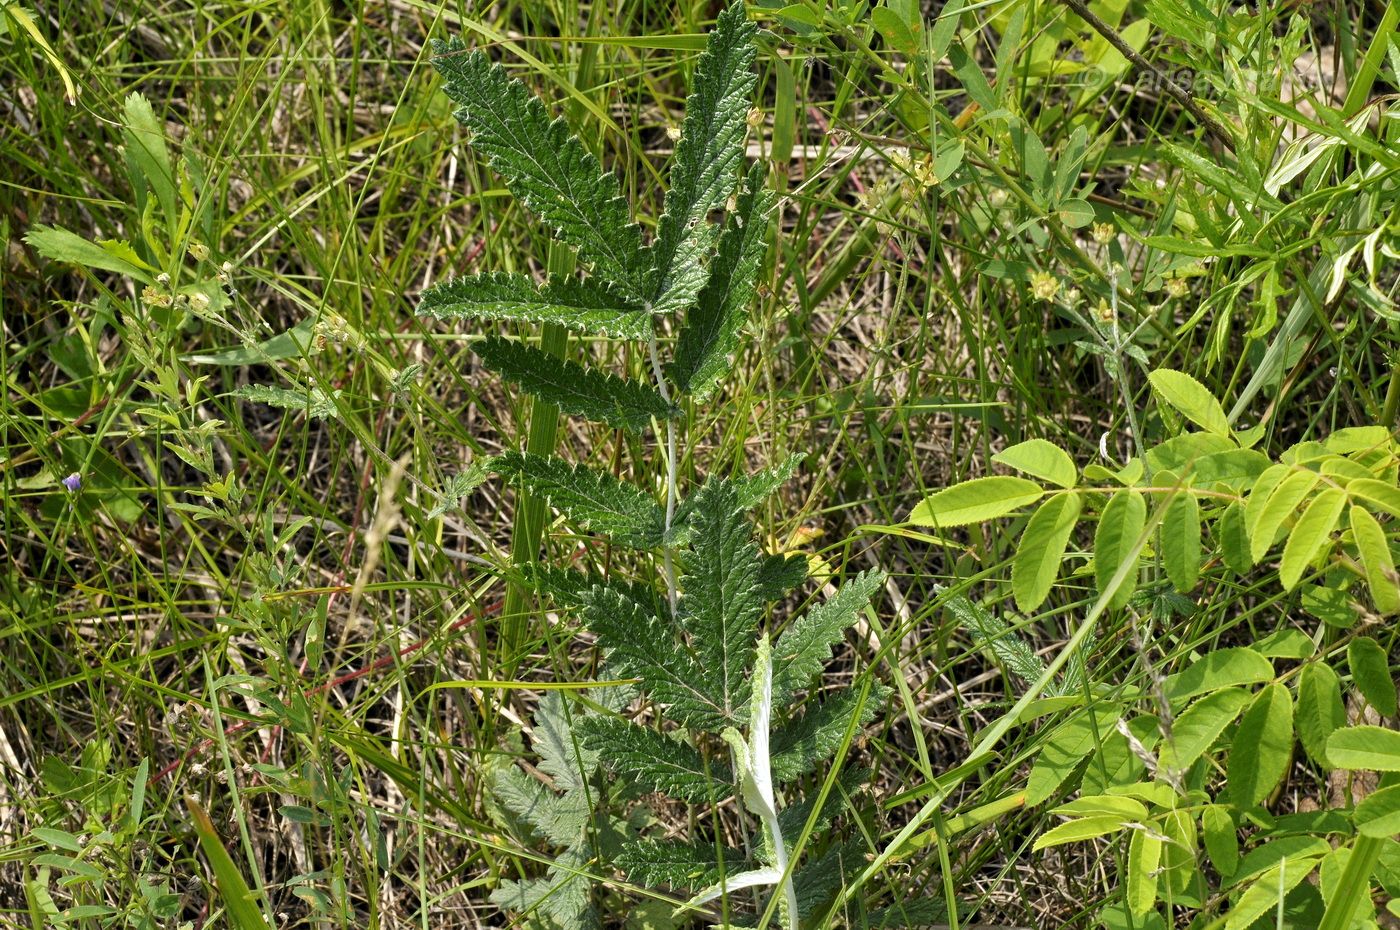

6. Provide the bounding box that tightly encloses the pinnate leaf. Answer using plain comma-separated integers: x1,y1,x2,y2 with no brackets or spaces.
669,163,775,401
576,716,728,803
475,336,672,432
649,1,759,316
1161,488,1201,593
418,271,649,339
430,43,648,298
771,569,885,705
494,452,666,548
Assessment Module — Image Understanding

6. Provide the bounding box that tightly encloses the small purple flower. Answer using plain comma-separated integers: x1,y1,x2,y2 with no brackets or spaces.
61,472,82,492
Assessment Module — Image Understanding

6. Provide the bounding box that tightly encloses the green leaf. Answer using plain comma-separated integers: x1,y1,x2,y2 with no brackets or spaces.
1253,628,1315,659
1328,726,1400,770
909,476,1044,528
1158,687,1250,773
615,839,741,889
1094,489,1147,609
1218,500,1252,574
1356,784,1400,838
771,569,885,705
1350,505,1400,615
430,44,648,299
23,225,155,281
581,585,723,728
494,452,666,548
1280,486,1346,589
1296,662,1346,768
649,1,758,316
730,452,806,509
530,691,595,792
418,272,650,339
677,480,766,725
993,438,1078,489
1033,815,1132,850
1227,683,1293,808
1148,368,1230,436
1126,825,1162,917
121,92,178,230
1027,709,1119,805
1248,468,1320,563
1347,477,1400,518
576,716,727,802
770,685,887,781
1161,489,1201,593
669,163,775,401
475,336,671,432
1164,646,1274,702
1011,491,1082,612
1202,804,1239,878
1224,858,1319,930
871,5,920,55
186,799,274,930
1057,198,1096,228
1348,636,1397,716
945,596,1049,690
490,763,587,846
234,384,340,421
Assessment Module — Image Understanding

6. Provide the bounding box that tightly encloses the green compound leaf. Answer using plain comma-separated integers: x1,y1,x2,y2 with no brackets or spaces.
1227,682,1293,808
909,476,1044,528
576,716,728,803
771,569,885,705
1094,489,1147,609
494,451,665,548
1347,477,1400,518
669,163,775,401
1161,488,1201,593
475,336,672,433
649,0,759,316
676,481,766,726
1296,662,1346,768
1348,636,1398,716
1218,500,1252,574
1012,491,1082,613
1349,505,1400,615
1279,486,1346,589
993,438,1077,489
430,43,649,299
418,271,650,339
1033,815,1133,851
1148,368,1230,436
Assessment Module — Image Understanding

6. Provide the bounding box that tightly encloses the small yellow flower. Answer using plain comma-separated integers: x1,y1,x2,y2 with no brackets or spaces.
1166,276,1189,298
1095,298,1115,323
1030,270,1060,301
1092,222,1115,245
746,106,763,129
188,242,210,262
